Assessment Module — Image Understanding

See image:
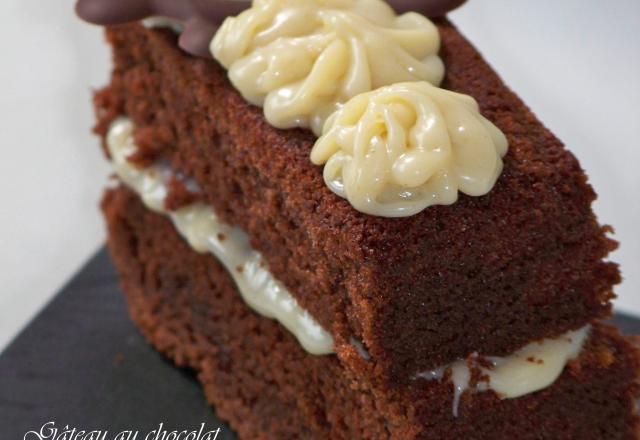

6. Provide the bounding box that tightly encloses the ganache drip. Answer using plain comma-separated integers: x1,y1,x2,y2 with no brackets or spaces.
75,0,467,58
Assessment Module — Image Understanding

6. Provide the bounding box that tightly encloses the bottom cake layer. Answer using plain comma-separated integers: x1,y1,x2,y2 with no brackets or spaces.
102,185,640,439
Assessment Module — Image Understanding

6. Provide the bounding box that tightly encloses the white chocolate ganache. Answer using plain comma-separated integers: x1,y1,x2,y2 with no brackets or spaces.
212,0,444,135
416,326,591,417
107,117,334,355
311,81,508,217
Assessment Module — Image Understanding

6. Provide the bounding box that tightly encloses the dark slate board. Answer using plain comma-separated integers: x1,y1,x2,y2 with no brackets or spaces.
0,249,235,440
1,248,638,439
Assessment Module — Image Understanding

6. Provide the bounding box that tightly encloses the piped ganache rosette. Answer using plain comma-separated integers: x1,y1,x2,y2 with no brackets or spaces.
211,0,444,134
311,82,508,216
78,0,640,439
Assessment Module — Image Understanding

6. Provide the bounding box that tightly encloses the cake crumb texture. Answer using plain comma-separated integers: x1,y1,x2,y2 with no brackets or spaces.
102,186,640,440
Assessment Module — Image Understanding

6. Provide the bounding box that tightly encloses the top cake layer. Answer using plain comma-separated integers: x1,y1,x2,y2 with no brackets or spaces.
95,20,619,385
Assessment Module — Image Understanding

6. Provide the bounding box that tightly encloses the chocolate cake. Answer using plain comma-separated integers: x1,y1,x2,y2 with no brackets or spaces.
103,186,640,439
76,0,640,438
94,20,619,385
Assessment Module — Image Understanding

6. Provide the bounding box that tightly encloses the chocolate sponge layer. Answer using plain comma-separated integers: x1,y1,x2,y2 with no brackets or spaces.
95,22,619,385
102,185,640,440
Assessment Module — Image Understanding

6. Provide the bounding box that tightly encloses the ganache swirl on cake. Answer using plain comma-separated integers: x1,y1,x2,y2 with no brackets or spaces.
75,0,467,58
310,82,508,216
212,0,445,134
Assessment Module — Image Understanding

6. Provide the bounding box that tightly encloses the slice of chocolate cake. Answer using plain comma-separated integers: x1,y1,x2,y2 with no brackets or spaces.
93,18,619,385
103,184,640,439
76,0,640,438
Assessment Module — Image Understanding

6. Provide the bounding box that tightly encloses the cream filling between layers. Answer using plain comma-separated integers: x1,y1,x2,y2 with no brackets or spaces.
107,117,334,355
106,117,590,406
416,326,591,417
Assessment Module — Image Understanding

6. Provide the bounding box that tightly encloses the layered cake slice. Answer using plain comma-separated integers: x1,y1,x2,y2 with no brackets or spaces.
77,0,640,438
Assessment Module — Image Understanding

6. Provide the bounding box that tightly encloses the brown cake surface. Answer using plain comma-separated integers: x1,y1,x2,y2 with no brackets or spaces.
102,185,640,439
93,21,620,385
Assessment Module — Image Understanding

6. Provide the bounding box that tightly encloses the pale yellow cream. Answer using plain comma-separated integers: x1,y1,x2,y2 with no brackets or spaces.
416,326,590,417
211,0,444,135
107,118,334,355
310,81,508,217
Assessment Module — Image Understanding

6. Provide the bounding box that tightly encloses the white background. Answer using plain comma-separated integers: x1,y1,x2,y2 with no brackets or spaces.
0,0,638,353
